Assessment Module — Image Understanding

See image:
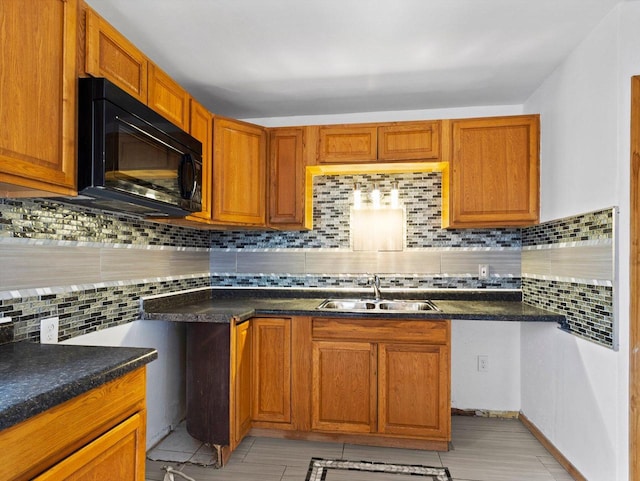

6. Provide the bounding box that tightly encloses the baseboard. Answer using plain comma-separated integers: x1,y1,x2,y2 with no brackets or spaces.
451,408,519,419
519,412,587,481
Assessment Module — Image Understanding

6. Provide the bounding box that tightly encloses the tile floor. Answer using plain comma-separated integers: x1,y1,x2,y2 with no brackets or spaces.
145,416,574,481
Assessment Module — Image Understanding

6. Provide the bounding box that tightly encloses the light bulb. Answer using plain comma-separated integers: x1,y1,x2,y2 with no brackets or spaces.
371,183,381,209
390,182,399,208
353,183,362,209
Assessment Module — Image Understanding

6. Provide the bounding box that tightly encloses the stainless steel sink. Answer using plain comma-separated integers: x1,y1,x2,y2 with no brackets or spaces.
317,299,377,310
377,300,438,311
316,298,439,312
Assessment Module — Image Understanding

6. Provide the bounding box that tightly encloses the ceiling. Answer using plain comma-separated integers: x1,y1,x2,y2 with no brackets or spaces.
85,0,622,120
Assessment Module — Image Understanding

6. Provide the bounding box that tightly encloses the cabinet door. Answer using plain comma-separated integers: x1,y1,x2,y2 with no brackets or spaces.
33,413,145,481
378,343,450,439
268,128,307,228
213,118,267,225
148,64,190,130
0,0,77,196
378,121,441,161
232,321,252,448
318,125,377,163
252,318,292,425
85,8,148,103
311,341,377,433
187,99,213,221
446,115,539,227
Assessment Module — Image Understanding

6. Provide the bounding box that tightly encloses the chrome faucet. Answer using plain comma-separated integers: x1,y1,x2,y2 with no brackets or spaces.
371,274,382,300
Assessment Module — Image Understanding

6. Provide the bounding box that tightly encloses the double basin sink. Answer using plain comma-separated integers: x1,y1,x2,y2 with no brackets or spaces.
316,298,439,312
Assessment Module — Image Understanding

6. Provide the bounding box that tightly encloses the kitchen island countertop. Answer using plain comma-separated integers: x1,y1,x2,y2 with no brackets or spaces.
0,342,157,431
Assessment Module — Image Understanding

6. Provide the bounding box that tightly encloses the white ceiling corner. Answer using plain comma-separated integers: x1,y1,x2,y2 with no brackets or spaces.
84,0,622,120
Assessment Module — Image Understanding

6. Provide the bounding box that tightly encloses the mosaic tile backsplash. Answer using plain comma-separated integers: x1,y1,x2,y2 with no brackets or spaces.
2,276,210,343
0,173,524,344
210,173,522,249
209,173,522,289
0,198,211,344
521,208,616,349
0,198,210,248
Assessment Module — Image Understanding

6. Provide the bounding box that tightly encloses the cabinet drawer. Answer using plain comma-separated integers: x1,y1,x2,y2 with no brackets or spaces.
311,318,449,344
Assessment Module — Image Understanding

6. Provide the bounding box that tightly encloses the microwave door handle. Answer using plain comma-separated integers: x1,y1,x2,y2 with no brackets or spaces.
179,154,197,199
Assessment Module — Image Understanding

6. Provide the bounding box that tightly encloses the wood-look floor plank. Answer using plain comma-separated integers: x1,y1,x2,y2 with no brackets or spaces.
145,417,574,481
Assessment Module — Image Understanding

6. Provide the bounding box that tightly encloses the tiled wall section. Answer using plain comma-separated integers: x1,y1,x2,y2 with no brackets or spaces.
0,199,210,247
210,274,521,289
0,198,211,344
1,276,210,343
209,172,522,289
521,208,616,348
0,239,210,292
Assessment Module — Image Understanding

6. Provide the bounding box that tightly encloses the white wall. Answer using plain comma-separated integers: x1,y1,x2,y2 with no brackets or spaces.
451,321,521,412
62,320,187,449
523,4,633,480
244,104,523,127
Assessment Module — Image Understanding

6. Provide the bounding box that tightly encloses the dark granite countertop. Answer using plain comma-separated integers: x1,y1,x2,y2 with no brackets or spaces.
0,342,157,431
142,288,565,325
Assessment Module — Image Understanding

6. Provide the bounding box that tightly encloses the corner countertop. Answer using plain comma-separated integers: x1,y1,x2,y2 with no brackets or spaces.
141,287,566,325
0,342,157,431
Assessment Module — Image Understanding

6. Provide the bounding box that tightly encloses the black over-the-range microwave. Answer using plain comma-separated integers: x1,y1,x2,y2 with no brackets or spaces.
73,77,203,217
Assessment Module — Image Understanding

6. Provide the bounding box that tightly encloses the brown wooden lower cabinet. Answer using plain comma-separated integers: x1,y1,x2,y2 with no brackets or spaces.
231,316,450,452
232,320,252,449
1,368,147,481
378,342,450,439
252,317,292,426
187,316,451,462
312,341,377,433
309,320,450,446
33,413,145,481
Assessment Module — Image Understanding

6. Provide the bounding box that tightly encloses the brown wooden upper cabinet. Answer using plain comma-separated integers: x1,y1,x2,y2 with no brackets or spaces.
378,121,440,161
443,115,540,228
85,7,190,131
318,125,378,163
213,118,267,225
85,8,148,103
148,64,191,131
317,121,441,164
0,0,78,197
268,128,309,229
186,99,213,222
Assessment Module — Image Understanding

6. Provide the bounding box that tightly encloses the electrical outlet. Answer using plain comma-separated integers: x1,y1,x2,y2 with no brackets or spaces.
477,355,489,372
40,316,59,344
478,264,489,279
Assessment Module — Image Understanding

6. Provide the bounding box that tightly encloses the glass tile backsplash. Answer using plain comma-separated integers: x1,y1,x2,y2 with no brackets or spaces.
0,183,615,348
521,207,616,349
208,172,522,290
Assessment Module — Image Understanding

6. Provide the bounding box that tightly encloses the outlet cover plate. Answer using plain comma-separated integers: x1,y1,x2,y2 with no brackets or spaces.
40,317,59,344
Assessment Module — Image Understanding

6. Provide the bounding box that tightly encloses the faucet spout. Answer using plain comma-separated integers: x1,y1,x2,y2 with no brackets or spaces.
371,274,382,300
